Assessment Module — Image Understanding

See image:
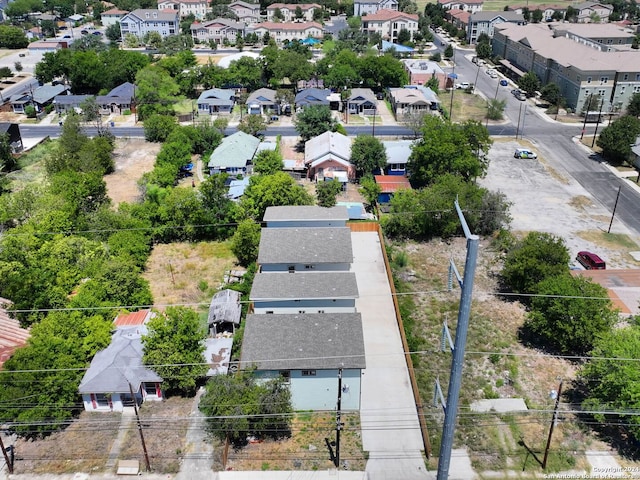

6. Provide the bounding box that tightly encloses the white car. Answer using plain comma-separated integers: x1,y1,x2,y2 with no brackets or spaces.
455,82,470,90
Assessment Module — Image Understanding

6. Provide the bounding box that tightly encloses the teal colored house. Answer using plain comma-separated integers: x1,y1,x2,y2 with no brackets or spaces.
241,313,365,411
207,131,260,175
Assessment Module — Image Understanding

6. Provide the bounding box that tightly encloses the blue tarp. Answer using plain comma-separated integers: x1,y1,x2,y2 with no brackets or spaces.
301,38,320,45
381,40,414,53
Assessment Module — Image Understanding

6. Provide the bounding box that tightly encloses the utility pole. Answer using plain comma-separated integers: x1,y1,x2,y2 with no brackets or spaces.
436,199,480,480
591,99,605,148
520,104,527,140
129,383,151,472
580,95,593,140
325,368,344,468
542,379,563,469
608,186,622,234
515,102,523,139
0,433,13,474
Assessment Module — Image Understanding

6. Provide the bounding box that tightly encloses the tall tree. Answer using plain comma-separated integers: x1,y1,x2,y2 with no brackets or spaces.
231,219,261,266
253,149,284,175
237,114,267,137
597,115,640,165
316,179,343,207
517,71,540,97
294,105,338,142
626,93,640,117
238,172,314,220
142,307,208,395
135,65,180,120
350,135,388,178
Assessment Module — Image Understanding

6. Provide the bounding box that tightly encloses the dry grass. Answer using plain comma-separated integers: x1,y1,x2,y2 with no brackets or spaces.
449,90,489,122
119,397,194,474
143,241,236,311
14,412,121,474
226,412,366,472
579,136,603,154
391,238,603,474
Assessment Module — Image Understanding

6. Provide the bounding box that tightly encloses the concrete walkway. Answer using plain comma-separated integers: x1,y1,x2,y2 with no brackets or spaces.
350,232,430,480
105,407,134,470
175,387,214,480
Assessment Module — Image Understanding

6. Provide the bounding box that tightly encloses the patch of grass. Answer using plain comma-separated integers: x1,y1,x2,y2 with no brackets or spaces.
577,230,640,251
7,140,52,191
448,90,488,122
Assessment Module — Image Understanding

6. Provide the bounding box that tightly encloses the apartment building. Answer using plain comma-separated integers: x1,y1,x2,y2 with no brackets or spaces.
157,0,210,20
119,9,179,39
360,9,419,43
353,0,398,17
492,22,640,112
191,18,245,44
229,0,261,23
466,11,524,44
438,0,484,13
266,3,321,22
251,21,323,44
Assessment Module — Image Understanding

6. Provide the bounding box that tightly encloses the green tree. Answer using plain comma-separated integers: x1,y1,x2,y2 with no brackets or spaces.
579,324,640,442
253,149,284,175
294,105,338,142
0,133,17,174
581,93,603,115
199,367,292,446
350,135,387,178
135,65,180,120
359,176,381,210
316,179,343,207
597,115,640,165
540,83,562,106
397,28,411,44
144,114,178,142
501,231,570,295
198,173,236,239
525,274,617,355
238,114,267,137
626,93,640,117
531,8,543,22
142,307,208,395
231,219,261,266
475,41,492,59
486,98,506,120
105,22,122,42
407,115,489,188
0,25,29,49
444,43,454,59
239,172,314,220
517,71,540,97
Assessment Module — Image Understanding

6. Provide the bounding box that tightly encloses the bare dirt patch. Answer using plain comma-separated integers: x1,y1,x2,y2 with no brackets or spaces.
143,241,236,311
104,138,161,206
14,412,121,474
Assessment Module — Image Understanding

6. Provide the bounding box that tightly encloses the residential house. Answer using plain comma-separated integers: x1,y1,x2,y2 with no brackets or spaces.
438,0,483,13
446,8,470,32
492,22,640,112
266,3,321,22
96,82,137,115
466,11,524,44
257,227,353,272
573,1,613,23
113,309,154,328
101,8,128,26
263,205,349,228
78,327,163,412
157,0,210,19
229,0,261,24
207,289,242,334
27,40,68,52
354,0,398,17
374,174,412,203
53,94,92,114
191,18,245,44
388,86,440,120
361,10,419,43
241,313,365,410
246,88,279,115
402,59,446,88
119,9,179,40
207,131,260,175
304,131,354,182
507,4,566,22
0,123,23,153
197,88,236,114
251,22,323,45
383,139,414,175
0,297,30,369
251,272,359,314
294,88,331,110
347,88,377,115
14,84,70,114
227,176,251,199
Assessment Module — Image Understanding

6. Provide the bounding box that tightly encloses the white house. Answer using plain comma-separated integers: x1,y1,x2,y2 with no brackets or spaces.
229,0,261,23
266,3,321,22
263,205,349,228
101,8,128,26
361,9,419,43
241,313,365,411
305,131,354,182
251,21,323,45
157,0,210,19
354,0,398,17
250,271,359,314
191,18,245,44
257,227,353,272
119,9,179,40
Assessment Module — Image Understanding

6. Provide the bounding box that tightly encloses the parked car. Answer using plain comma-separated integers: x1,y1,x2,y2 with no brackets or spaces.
81,29,89,35
576,251,606,270
511,89,526,101
514,148,537,159
455,82,470,90
500,79,508,86
92,31,102,36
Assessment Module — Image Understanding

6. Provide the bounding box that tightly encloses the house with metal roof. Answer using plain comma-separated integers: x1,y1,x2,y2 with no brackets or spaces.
251,271,359,314
241,313,365,410
263,205,349,228
304,131,354,182
246,88,279,116
113,309,154,328
207,289,242,334
78,328,163,412
382,139,414,176
0,297,30,370
207,131,260,175
12,84,69,114
374,174,412,203
197,88,236,115
257,226,353,272
119,9,179,40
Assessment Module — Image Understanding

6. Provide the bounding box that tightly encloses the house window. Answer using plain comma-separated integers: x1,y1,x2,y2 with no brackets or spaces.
587,77,592,83
600,77,608,83
298,310,305,313
301,370,316,376
279,371,290,383
144,383,157,396
95,393,110,407
304,265,315,270
624,74,629,81
288,266,295,273
576,75,581,82
598,89,606,96
318,310,325,313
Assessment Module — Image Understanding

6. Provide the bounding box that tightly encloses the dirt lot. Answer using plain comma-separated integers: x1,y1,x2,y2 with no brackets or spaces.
104,138,161,206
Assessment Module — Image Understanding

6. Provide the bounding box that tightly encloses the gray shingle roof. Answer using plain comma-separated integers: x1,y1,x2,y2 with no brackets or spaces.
257,227,353,265
78,329,162,394
263,205,349,222
241,313,366,370
33,84,68,105
250,271,358,300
